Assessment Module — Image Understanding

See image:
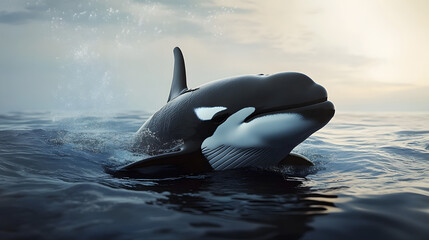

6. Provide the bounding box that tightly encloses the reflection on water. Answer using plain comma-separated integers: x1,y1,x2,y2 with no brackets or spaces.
113,169,338,239
0,112,428,239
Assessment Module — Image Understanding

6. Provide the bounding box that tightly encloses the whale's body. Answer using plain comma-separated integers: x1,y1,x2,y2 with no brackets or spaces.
120,47,334,176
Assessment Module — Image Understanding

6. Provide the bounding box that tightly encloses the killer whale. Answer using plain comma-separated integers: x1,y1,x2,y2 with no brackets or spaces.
118,47,334,176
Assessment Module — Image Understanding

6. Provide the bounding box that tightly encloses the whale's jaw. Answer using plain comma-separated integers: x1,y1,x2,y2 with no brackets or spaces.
201,103,334,170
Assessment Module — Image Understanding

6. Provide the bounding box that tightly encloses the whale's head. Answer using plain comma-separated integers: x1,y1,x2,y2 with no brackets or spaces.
185,72,334,170
132,47,334,171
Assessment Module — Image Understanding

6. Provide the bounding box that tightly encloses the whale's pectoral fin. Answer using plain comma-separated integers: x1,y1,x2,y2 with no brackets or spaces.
113,149,212,178
278,153,314,166
168,47,188,102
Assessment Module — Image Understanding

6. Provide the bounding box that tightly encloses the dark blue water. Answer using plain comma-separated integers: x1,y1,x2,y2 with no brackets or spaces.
0,111,428,240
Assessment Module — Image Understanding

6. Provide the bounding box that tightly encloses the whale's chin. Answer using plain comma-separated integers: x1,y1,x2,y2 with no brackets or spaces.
202,145,290,171
201,106,328,170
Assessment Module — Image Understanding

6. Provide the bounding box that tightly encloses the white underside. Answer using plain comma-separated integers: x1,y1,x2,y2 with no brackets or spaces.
200,107,315,170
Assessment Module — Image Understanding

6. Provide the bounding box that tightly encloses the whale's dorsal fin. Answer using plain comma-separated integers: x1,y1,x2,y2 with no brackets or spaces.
168,47,188,102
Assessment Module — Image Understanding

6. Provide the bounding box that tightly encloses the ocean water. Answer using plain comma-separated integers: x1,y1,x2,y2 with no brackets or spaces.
0,111,428,240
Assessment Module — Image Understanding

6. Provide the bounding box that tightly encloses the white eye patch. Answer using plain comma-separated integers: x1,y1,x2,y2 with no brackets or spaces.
194,107,227,121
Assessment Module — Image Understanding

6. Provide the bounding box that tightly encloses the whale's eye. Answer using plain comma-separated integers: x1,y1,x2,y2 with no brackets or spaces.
212,111,229,123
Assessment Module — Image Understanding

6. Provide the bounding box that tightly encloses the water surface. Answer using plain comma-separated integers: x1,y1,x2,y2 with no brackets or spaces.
0,111,428,239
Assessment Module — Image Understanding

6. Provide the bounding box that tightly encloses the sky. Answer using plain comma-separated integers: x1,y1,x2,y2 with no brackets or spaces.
0,0,428,113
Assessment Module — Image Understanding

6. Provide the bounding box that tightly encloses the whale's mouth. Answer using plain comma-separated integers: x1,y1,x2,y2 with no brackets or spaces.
245,97,334,123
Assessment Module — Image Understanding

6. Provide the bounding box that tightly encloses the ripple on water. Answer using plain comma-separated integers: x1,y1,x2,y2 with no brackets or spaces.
0,112,428,239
